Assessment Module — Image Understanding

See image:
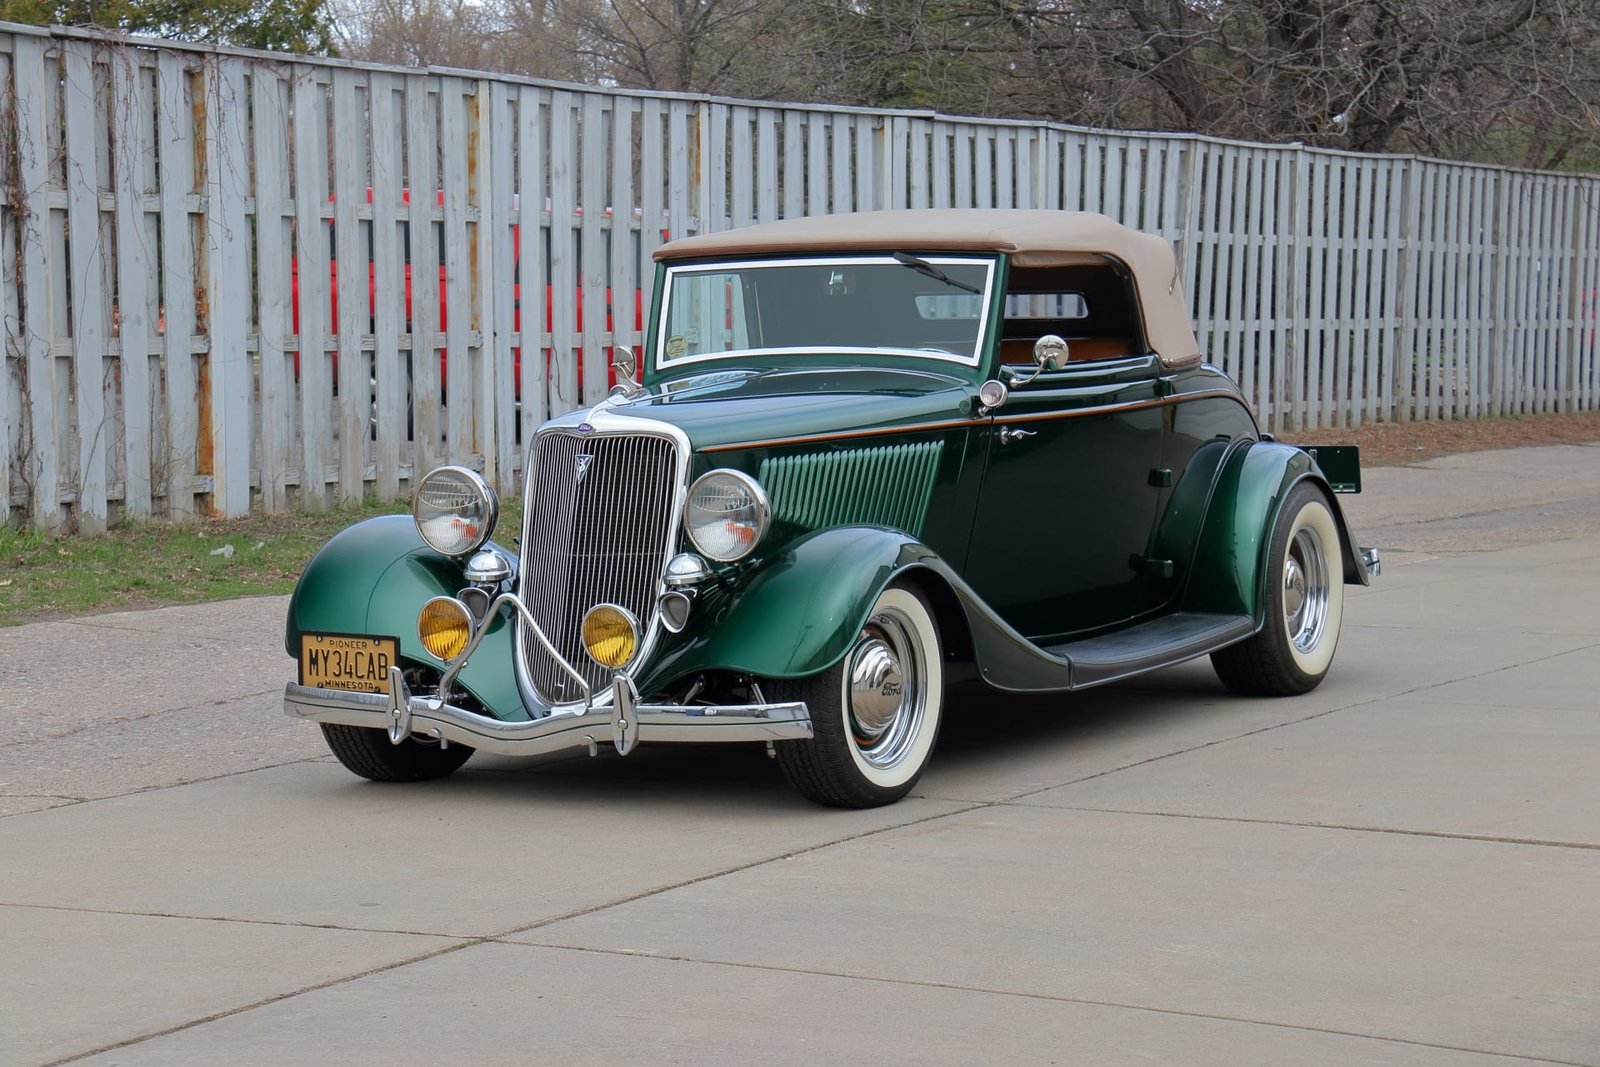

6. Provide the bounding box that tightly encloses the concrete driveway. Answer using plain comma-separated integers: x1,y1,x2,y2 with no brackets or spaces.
3,443,1598,1066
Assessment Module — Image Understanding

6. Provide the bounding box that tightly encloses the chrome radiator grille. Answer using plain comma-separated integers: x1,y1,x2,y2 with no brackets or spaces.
518,430,681,704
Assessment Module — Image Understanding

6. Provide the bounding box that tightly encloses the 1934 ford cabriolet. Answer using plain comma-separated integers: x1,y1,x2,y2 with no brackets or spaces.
285,209,1379,808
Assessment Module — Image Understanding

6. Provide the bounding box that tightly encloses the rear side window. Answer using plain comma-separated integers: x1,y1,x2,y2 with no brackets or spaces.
1000,263,1142,366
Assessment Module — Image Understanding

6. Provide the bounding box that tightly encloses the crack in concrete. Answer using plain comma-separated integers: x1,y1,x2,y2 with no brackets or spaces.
3,688,286,749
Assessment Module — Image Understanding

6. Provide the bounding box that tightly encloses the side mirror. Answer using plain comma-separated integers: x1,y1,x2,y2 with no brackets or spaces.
609,345,646,398
1009,335,1069,386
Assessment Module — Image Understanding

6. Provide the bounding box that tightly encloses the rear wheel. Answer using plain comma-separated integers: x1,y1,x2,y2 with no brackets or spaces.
1212,482,1345,696
772,585,944,808
320,723,474,782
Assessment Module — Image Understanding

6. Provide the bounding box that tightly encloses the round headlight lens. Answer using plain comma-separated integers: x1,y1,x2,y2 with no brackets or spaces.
418,596,473,662
414,466,498,557
581,604,640,669
685,470,770,562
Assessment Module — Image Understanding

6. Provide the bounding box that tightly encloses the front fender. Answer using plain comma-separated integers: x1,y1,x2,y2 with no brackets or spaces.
285,515,526,720
1182,442,1369,619
638,526,939,690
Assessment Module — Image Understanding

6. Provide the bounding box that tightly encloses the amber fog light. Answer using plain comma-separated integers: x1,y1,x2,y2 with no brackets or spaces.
581,604,639,669
418,596,473,661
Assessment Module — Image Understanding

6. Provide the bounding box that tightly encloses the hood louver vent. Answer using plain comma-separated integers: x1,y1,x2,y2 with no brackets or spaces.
758,440,943,538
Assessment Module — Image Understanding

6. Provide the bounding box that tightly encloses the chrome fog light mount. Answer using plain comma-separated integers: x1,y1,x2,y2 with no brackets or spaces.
465,547,513,586
664,552,714,588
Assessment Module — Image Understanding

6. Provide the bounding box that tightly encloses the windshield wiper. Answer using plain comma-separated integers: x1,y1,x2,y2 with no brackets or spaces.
893,251,982,295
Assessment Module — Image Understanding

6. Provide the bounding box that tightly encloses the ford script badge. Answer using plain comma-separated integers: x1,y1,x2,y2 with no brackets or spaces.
576,422,594,434
574,453,594,485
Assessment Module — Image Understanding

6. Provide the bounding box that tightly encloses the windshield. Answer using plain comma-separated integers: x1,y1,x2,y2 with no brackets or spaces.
656,255,996,369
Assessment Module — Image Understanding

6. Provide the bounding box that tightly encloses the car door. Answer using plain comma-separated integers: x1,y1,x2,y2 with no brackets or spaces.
961,355,1167,642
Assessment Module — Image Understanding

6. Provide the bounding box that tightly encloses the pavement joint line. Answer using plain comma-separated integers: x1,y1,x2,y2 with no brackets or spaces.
480,800,993,941
1347,624,1600,640
1021,805,1600,852
997,637,1599,803
60,617,238,636
0,900,478,940
4,690,289,749
24,803,998,1066
0,755,332,814
0,802,995,946
492,942,1594,1067
1371,504,1589,529
39,938,488,1067
995,702,1378,802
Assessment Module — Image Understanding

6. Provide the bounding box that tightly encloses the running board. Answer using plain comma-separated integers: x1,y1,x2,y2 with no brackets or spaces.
1041,612,1257,690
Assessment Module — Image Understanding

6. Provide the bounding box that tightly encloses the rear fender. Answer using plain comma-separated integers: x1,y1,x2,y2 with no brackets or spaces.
285,515,526,720
1182,442,1369,619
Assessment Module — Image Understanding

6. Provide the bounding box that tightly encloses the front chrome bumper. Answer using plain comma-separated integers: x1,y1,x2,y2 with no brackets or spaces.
284,667,812,758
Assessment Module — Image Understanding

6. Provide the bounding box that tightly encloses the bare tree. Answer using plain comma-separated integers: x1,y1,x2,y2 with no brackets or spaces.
945,0,1600,166
555,0,795,93
333,0,597,79
329,0,1600,170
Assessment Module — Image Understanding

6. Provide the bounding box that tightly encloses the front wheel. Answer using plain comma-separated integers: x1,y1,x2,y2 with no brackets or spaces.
320,723,474,782
771,584,944,808
1212,482,1345,696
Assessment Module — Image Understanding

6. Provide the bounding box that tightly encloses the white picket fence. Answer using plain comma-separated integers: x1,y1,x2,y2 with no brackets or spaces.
2,24,1598,530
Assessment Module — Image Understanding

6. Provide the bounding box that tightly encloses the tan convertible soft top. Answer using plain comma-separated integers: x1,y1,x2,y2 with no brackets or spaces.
654,209,1201,367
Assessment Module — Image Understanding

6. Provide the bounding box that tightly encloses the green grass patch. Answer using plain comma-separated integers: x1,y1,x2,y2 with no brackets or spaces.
0,498,523,627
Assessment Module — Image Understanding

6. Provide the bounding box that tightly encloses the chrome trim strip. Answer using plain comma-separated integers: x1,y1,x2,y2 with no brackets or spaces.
699,390,1245,453
285,680,813,756
656,255,997,370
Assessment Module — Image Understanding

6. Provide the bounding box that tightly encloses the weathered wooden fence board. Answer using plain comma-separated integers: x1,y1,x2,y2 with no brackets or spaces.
110,51,154,520
252,63,293,512
0,42,12,524
155,51,198,521
3,23,1599,529
369,72,406,500
290,66,332,510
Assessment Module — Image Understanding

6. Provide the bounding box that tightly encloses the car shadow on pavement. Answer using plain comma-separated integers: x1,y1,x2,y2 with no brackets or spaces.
419,663,1234,806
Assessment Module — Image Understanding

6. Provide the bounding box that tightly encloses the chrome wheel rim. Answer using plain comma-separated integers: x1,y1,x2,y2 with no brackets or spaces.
1284,525,1331,654
845,607,926,770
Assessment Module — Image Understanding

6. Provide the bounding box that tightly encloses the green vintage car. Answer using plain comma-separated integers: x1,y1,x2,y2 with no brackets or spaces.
285,209,1378,808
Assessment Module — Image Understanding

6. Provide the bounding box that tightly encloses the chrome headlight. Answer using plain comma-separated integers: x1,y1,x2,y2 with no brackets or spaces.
685,470,770,562
414,466,498,557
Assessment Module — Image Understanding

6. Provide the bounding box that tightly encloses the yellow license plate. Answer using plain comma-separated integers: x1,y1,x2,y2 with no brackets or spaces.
300,634,398,694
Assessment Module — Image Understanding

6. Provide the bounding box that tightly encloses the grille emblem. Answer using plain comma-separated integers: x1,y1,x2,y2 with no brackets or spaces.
574,453,594,484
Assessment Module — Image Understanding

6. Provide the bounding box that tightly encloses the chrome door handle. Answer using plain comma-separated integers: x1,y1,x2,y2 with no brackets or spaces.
998,427,1037,444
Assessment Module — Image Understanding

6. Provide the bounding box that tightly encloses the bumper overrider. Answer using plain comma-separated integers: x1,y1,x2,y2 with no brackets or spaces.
284,590,813,757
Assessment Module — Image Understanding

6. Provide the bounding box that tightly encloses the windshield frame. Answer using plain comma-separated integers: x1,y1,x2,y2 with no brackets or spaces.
653,254,999,373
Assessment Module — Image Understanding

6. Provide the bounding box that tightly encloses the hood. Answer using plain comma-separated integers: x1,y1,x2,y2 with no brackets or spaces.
549,365,977,451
